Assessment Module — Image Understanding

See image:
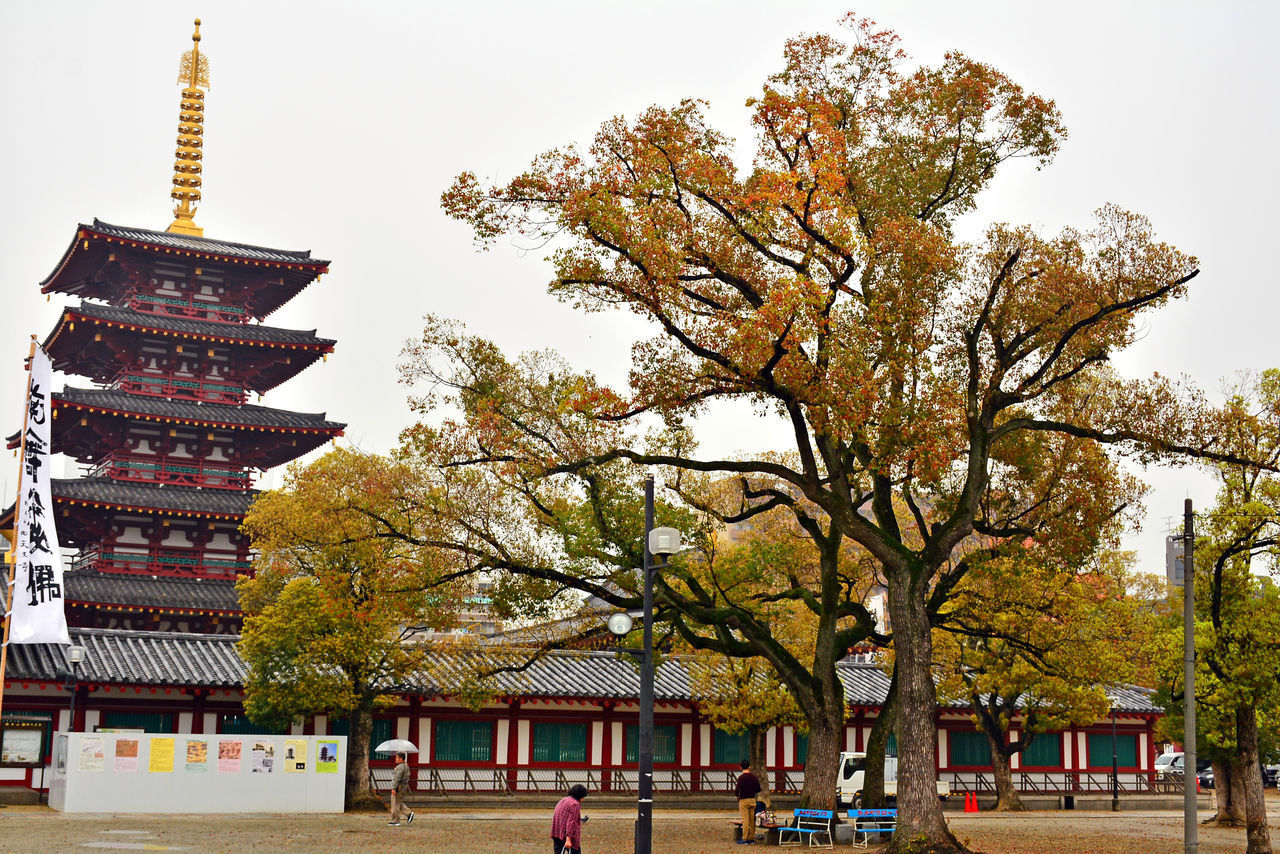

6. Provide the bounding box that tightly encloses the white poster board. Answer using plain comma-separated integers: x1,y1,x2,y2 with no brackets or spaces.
48,732,346,813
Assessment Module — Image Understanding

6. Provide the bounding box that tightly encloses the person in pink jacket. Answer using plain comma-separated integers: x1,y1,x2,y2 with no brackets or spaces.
550,784,589,853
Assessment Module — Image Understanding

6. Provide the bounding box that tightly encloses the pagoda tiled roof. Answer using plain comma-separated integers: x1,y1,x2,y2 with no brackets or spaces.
65,571,242,615
41,221,330,319
49,477,257,517
55,387,345,433
1,634,1164,714
55,301,336,348
43,303,334,393
81,220,325,268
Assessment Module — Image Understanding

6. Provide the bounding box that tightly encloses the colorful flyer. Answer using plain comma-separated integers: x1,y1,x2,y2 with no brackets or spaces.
185,738,208,772
218,739,242,773
251,741,274,773
283,738,307,772
149,737,175,772
114,738,139,772
78,736,105,772
316,740,339,773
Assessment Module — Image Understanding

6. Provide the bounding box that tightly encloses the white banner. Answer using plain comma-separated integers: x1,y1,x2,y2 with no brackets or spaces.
10,345,69,645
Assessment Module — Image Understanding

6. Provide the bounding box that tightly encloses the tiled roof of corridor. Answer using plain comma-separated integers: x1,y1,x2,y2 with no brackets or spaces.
3,629,1162,714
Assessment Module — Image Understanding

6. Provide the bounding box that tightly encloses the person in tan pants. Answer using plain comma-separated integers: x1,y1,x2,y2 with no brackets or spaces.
735,759,762,844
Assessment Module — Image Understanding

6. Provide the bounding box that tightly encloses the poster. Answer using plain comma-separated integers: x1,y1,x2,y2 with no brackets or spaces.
316,740,339,774
1,725,44,764
149,737,175,772
218,739,242,773
251,741,274,774
283,739,307,773
185,739,208,772
78,736,105,772
114,738,139,772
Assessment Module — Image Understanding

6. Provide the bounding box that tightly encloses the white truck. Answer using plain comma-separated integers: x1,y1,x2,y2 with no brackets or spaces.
836,751,952,809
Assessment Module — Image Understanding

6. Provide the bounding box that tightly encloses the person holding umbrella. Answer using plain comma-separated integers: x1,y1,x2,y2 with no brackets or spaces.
388,751,414,826
377,739,419,827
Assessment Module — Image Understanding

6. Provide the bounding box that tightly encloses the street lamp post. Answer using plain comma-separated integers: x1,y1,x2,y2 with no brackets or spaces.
58,644,85,732
1111,707,1119,812
608,474,680,854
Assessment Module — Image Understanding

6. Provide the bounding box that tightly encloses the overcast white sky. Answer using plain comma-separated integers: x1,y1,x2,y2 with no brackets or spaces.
2,1,1275,576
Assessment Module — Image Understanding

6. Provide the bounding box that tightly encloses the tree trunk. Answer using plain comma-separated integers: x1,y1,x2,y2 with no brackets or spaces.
749,726,772,808
793,547,851,813
864,665,898,809
1209,759,1245,825
885,566,966,854
1236,705,1273,854
344,694,380,811
798,701,845,811
973,701,1026,811
988,744,1025,812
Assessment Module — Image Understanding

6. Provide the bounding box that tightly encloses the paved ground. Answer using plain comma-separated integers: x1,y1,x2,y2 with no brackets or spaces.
1,804,1279,854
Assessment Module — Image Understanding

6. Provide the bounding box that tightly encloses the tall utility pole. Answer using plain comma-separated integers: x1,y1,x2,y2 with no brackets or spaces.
1183,499,1197,854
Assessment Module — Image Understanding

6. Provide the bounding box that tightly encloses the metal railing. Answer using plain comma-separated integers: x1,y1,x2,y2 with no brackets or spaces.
387,766,806,796
127,292,249,324
72,547,252,579
113,370,246,405
376,765,1177,798
944,770,1176,794
90,451,251,490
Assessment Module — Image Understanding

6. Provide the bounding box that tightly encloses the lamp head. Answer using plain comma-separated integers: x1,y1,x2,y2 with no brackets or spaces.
606,612,634,637
67,644,85,666
648,527,681,556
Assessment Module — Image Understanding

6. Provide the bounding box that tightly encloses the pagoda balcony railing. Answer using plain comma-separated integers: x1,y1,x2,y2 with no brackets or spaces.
112,370,247,405
72,547,252,579
125,291,249,324
89,451,252,491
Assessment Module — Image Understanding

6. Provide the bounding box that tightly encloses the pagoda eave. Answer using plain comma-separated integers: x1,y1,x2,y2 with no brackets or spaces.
41,221,330,319
48,390,344,435
64,571,242,617
46,306,336,358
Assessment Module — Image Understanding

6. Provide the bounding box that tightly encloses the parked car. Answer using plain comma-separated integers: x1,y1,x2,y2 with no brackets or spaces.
1154,752,1182,780
836,752,951,809
1154,752,1211,782
1264,764,1280,788
1197,767,1214,789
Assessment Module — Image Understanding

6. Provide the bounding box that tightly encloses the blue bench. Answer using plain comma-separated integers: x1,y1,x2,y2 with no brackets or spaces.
851,808,897,847
778,808,833,848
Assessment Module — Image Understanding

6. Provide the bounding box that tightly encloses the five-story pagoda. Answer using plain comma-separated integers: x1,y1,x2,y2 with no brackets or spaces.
7,21,344,635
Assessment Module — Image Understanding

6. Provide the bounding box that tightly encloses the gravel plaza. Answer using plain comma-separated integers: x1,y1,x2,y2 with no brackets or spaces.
2,800,1279,854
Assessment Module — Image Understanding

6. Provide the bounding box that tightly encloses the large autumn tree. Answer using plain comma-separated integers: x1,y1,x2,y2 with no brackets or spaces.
440,15,1258,852
238,447,467,809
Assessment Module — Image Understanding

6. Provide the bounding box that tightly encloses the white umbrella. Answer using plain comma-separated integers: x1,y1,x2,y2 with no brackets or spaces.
374,739,418,753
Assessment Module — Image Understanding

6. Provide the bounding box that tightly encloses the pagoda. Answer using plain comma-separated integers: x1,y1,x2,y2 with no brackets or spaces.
6,21,344,635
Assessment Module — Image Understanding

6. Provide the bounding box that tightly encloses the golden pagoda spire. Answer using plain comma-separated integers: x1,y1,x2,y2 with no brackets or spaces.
167,19,209,237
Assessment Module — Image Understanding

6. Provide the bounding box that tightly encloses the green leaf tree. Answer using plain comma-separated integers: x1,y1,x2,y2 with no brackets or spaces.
935,548,1153,811
686,651,804,806
1155,371,1280,853
238,447,466,810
